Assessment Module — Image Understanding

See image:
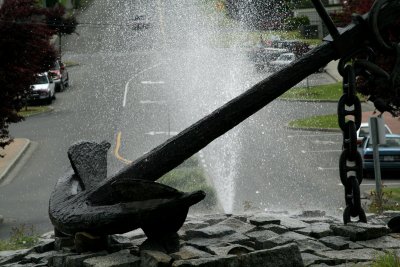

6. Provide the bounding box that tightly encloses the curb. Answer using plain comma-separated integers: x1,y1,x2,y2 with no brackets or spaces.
325,69,342,83
0,138,31,183
279,98,338,103
23,106,54,118
285,125,341,132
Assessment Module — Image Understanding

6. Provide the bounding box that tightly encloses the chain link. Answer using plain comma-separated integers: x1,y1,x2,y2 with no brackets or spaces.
337,63,367,224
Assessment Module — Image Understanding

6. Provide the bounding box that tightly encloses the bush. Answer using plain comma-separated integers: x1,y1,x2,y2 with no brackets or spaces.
159,163,217,209
371,251,400,266
0,224,39,251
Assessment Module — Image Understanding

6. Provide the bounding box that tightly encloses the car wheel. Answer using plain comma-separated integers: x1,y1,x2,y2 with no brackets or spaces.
59,82,65,92
65,75,69,87
47,95,52,105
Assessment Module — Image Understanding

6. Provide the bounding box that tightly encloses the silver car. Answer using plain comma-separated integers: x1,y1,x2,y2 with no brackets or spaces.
269,52,296,72
28,72,56,105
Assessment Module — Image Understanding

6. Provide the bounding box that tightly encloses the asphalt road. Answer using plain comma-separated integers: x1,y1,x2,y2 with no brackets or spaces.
0,0,378,238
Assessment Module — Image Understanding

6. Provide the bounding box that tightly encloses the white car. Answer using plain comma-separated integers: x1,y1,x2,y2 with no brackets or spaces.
269,52,296,71
357,122,392,145
28,72,56,105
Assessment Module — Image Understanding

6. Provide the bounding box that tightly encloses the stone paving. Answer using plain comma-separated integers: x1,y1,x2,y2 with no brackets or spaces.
1,210,400,266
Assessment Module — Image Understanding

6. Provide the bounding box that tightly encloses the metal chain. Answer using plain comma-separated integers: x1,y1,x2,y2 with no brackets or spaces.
337,63,367,224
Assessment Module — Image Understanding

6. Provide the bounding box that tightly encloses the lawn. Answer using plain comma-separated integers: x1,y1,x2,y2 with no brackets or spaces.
288,114,339,129
281,82,343,101
17,106,52,117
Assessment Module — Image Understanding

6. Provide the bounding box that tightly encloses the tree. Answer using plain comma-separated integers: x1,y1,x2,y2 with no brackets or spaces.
331,0,373,26
224,0,291,30
0,0,76,151
46,3,77,56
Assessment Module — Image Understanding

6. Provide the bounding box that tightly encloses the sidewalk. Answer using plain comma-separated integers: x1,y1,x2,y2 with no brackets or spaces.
0,138,30,183
325,59,342,82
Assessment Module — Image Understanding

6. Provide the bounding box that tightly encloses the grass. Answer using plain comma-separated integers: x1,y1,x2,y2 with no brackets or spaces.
370,251,400,266
17,106,51,118
64,60,79,68
281,82,343,101
158,156,218,211
368,187,400,213
288,114,339,129
0,224,39,251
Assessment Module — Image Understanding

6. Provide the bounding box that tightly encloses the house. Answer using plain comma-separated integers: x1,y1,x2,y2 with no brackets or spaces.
294,0,342,39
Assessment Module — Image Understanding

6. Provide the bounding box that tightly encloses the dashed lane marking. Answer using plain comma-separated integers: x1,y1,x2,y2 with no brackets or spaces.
318,167,339,171
123,63,162,107
145,131,178,136
141,81,165,84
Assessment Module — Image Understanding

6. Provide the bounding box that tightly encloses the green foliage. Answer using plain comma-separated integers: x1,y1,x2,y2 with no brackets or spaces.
369,188,400,213
284,16,310,31
0,0,57,149
371,250,400,267
17,106,52,118
159,158,217,208
288,114,339,129
0,224,39,251
73,0,93,9
281,82,343,101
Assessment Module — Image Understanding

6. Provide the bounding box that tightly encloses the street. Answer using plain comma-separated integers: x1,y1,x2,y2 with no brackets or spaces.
0,0,393,238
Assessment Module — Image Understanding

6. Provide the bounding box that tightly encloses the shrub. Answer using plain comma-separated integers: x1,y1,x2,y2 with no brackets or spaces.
0,224,39,251
371,250,400,266
159,159,217,209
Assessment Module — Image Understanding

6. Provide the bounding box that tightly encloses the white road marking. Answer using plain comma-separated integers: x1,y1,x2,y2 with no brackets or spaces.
145,131,178,136
123,63,162,107
139,100,166,104
311,140,341,145
141,81,165,84
318,167,339,171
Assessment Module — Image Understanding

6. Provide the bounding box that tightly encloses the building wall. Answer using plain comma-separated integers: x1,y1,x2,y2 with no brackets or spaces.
294,6,342,38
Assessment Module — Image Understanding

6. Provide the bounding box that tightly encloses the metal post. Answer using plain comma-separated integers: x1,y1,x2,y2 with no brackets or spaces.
58,33,62,60
370,117,383,214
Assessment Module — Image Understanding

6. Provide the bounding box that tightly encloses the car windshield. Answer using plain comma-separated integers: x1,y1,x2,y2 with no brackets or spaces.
35,75,48,84
367,136,400,148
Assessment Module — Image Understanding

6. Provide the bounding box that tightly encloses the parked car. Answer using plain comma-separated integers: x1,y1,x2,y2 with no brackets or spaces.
49,59,69,92
356,122,392,146
358,134,400,178
132,14,150,30
270,40,310,57
247,46,287,71
28,72,56,105
269,52,296,71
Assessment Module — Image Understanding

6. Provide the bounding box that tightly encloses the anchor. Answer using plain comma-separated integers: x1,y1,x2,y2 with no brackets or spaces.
49,0,400,242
